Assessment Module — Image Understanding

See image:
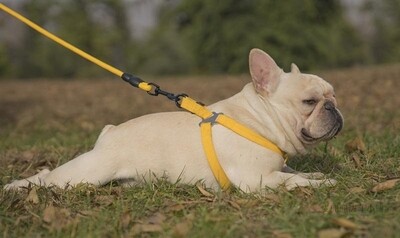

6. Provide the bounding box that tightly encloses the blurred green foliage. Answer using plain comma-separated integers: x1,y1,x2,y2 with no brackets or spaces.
0,0,399,78
173,0,367,73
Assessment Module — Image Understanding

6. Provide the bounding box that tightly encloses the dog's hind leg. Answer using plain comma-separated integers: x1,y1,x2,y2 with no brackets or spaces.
5,149,118,190
4,168,50,190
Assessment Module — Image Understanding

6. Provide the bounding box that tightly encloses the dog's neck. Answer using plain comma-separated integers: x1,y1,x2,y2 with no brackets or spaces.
222,83,307,155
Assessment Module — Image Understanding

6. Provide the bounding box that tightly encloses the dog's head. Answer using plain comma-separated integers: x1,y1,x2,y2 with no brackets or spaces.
249,48,343,147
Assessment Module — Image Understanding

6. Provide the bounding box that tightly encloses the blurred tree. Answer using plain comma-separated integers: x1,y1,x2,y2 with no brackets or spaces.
128,3,194,75
0,0,374,78
172,0,367,73
0,43,10,76
366,0,400,63
7,0,130,78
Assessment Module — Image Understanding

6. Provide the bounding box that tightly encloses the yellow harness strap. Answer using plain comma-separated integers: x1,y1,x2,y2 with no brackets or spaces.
180,97,285,191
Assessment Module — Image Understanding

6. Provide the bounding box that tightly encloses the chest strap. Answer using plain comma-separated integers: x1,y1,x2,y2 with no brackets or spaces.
180,97,286,191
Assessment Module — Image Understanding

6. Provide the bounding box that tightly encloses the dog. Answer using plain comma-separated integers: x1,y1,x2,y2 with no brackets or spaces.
4,49,343,192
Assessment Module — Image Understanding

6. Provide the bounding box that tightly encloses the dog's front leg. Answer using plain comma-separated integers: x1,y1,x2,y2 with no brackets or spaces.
281,164,325,179
264,171,336,190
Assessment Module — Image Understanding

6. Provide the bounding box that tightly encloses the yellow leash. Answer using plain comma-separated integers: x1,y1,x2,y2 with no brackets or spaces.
0,3,286,191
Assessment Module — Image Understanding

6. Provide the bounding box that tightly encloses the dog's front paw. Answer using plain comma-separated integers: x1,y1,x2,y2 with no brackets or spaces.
322,178,337,187
297,172,326,180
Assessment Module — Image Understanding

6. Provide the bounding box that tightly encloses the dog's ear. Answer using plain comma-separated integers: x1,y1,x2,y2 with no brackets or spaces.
291,63,301,74
249,48,282,96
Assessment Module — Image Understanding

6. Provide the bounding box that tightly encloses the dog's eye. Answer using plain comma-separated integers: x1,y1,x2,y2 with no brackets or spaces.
303,99,317,105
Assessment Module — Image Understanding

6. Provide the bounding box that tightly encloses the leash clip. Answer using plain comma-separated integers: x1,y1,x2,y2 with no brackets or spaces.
146,83,188,108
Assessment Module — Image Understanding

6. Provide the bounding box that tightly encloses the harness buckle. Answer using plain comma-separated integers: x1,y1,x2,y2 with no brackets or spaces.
199,112,223,126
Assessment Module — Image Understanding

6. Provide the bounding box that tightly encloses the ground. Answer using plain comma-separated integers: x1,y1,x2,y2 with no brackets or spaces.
0,65,399,237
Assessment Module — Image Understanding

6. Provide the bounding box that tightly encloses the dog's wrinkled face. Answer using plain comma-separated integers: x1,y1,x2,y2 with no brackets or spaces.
249,49,343,147
275,68,343,145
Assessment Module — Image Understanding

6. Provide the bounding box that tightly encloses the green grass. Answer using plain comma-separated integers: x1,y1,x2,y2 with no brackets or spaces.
1,66,400,237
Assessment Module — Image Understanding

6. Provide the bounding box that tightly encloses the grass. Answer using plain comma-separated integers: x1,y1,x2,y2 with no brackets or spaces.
1,65,400,237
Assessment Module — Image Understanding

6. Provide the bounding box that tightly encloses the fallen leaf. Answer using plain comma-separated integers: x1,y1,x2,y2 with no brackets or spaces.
350,153,362,168
196,182,214,197
173,213,195,237
43,205,57,223
165,203,186,212
304,204,324,213
263,193,281,204
325,199,336,215
77,210,97,217
42,204,73,230
348,187,365,194
332,218,358,230
20,150,36,162
227,200,241,210
318,228,349,238
345,137,366,154
234,199,259,208
147,212,166,225
94,195,115,206
371,179,400,192
120,211,132,228
328,146,342,157
25,188,39,204
272,230,293,238
296,186,313,197
131,224,163,235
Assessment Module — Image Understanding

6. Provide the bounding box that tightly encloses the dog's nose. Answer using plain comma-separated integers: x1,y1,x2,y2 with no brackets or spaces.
324,101,335,110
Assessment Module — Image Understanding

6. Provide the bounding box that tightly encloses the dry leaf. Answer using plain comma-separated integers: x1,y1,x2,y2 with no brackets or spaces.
131,224,163,235
345,137,366,154
165,203,186,212
227,200,241,210
350,153,362,168
196,182,214,197
272,230,293,238
147,212,166,225
318,228,348,238
42,205,72,230
263,193,281,204
235,199,259,208
20,150,36,162
332,218,358,230
94,195,114,206
304,204,324,213
25,188,39,204
371,179,400,192
43,205,57,223
325,199,336,215
348,187,365,194
120,211,132,228
173,213,195,237
296,186,313,197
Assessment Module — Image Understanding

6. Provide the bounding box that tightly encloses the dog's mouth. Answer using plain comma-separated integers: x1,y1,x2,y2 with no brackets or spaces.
301,109,344,144
301,123,342,144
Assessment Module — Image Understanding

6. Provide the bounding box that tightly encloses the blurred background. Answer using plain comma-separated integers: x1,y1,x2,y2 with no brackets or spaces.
0,0,399,78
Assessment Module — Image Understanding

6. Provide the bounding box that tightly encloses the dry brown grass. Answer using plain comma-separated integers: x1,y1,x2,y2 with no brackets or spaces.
1,64,399,135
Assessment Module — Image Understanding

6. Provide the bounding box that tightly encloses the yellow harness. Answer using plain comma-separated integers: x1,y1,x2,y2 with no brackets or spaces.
0,3,286,191
179,97,285,190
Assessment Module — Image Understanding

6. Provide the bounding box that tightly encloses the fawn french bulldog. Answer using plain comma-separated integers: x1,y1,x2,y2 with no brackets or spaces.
5,49,343,192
